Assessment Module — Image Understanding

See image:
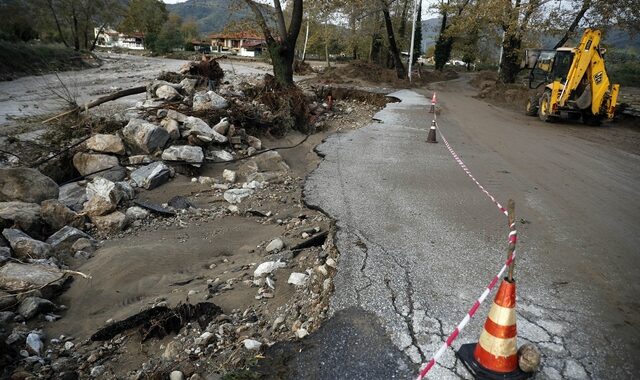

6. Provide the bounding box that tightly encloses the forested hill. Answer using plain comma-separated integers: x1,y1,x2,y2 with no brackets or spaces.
166,0,253,35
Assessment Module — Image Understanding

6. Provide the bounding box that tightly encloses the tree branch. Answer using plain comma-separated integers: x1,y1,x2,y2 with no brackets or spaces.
242,0,274,43
287,0,304,44
273,0,288,40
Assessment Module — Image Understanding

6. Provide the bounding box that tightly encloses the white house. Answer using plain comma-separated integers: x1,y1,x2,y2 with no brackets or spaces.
209,32,266,57
94,27,145,50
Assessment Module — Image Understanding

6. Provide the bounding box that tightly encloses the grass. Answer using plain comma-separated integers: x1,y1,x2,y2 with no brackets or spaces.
0,41,94,80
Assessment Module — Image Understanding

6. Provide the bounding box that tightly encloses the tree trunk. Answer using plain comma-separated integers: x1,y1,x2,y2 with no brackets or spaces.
268,42,295,87
47,0,69,48
324,22,330,68
399,0,410,38
381,3,405,79
499,33,521,83
91,24,106,51
72,6,80,51
434,4,452,71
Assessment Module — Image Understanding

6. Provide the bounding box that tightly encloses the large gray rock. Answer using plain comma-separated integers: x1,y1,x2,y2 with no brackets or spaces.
0,168,59,203
147,80,181,98
18,297,58,320
0,263,63,292
72,152,126,181
179,78,197,95
192,91,228,112
161,118,180,140
161,145,204,166
0,201,42,238
122,119,170,154
83,177,121,216
45,226,92,253
2,228,53,259
58,182,87,212
83,195,116,216
0,247,11,265
86,134,126,155
223,188,253,204
156,85,181,100
208,149,234,162
130,162,171,190
40,199,85,231
253,151,289,172
91,211,127,233
182,116,227,143
212,117,230,135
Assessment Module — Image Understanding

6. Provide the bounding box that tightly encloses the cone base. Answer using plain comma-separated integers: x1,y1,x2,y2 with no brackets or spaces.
456,343,533,380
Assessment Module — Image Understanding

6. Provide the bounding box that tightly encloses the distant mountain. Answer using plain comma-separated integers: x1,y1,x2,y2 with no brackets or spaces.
166,0,254,35
421,18,441,51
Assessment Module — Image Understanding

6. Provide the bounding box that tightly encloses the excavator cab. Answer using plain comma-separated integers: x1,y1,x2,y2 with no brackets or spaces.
526,49,574,89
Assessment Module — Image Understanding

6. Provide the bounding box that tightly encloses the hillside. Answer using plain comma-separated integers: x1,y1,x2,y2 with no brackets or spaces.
166,0,254,35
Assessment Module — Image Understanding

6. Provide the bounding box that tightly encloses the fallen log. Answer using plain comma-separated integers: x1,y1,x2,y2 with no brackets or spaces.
43,85,146,124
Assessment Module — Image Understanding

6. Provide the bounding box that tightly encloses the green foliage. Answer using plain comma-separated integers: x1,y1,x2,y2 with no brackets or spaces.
0,41,86,80
606,48,640,86
434,35,453,70
120,0,168,37
413,3,422,64
152,14,184,54
166,0,253,34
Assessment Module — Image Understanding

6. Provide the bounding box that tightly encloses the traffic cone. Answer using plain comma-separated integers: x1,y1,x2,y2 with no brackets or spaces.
427,120,438,143
456,278,532,379
429,92,437,113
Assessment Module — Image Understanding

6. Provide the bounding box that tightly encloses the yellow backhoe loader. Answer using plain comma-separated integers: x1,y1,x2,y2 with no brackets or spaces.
522,29,620,125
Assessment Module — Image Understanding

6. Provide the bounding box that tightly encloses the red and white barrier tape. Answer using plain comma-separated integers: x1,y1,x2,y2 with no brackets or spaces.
416,93,517,380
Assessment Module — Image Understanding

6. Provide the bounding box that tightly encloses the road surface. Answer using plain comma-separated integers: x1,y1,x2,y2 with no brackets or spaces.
301,77,639,379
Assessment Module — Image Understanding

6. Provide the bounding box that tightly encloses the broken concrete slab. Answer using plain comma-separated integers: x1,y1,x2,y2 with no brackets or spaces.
0,168,59,203
223,188,253,204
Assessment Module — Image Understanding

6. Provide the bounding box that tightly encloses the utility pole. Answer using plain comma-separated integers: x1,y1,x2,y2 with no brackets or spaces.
302,19,309,62
408,0,419,81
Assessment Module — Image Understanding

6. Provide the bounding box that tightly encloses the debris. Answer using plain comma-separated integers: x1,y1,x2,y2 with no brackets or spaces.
212,117,230,135
133,200,176,216
86,134,126,155
287,272,308,286
41,200,85,231
2,228,53,259
0,263,63,292
291,231,329,251
122,119,170,154
253,261,286,277
168,196,197,210
125,206,150,220
18,297,58,320
0,201,43,238
170,371,185,380
91,302,222,341
0,168,59,203
253,151,290,172
156,85,181,100
26,332,44,355
265,238,284,253
243,339,262,350
130,162,171,190
45,226,92,253
74,152,126,181
162,145,204,166
222,169,236,183
208,149,234,162
223,188,253,204
90,211,128,233
58,182,87,212
518,343,541,372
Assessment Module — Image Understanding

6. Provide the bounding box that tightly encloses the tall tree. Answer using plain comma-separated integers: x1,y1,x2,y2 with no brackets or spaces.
379,0,405,78
243,0,303,86
120,0,168,49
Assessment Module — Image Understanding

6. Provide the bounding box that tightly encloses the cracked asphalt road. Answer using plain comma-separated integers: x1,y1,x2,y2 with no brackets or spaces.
302,79,639,379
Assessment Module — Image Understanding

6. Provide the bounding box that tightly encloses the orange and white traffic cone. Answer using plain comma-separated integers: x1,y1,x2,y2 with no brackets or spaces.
456,278,532,379
427,120,438,143
429,92,437,113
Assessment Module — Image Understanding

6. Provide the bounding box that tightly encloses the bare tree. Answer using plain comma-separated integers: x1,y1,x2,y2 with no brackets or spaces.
243,0,304,86
379,0,405,79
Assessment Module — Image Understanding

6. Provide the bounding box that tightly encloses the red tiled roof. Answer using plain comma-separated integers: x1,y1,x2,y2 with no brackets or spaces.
242,40,266,48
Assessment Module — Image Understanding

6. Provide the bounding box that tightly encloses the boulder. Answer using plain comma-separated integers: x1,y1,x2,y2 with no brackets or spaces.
156,85,181,100
45,226,92,253
179,78,197,95
125,206,149,220
222,169,236,183
0,263,63,292
161,145,204,166
223,188,253,204
72,152,126,181
83,195,116,216
254,261,286,277
71,238,97,254
2,228,52,259
147,80,181,98
288,272,308,286
0,201,42,238
0,168,59,203
208,149,234,162
246,135,262,150
91,211,127,233
83,177,121,216
192,91,228,111
122,119,170,154
86,134,126,155
212,117,230,135
58,182,87,212
130,162,171,190
253,151,289,172
266,238,284,253
40,199,84,231
166,110,188,123
0,247,11,265
182,116,227,143
161,118,180,140
18,297,58,320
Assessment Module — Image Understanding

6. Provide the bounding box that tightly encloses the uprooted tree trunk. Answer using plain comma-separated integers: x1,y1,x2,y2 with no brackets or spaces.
243,0,303,87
